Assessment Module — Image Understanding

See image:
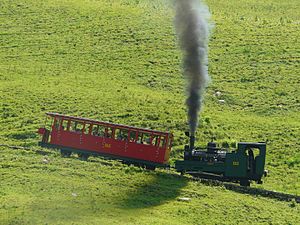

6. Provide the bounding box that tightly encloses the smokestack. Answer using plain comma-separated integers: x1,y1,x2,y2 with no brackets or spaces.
175,0,212,136
189,135,195,151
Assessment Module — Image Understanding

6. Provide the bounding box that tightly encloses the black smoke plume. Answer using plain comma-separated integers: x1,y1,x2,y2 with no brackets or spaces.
175,0,212,136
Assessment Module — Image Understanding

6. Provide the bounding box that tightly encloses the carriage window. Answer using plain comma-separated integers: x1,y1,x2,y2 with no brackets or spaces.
77,122,84,132
84,123,91,134
105,127,114,138
45,116,54,130
152,135,159,146
129,131,137,142
62,119,69,131
160,136,166,148
122,130,128,140
143,133,151,145
54,118,61,130
168,136,173,149
91,125,104,136
165,137,170,148
70,121,84,133
92,125,99,136
137,132,144,144
115,129,128,141
99,126,105,136
137,132,151,145
115,128,120,139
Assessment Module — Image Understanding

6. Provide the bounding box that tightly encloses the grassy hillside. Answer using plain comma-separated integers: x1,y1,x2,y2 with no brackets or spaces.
1,146,299,224
0,0,299,224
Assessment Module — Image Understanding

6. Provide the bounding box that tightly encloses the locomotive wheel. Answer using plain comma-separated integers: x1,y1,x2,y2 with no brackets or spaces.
240,179,250,187
61,150,72,158
78,153,89,161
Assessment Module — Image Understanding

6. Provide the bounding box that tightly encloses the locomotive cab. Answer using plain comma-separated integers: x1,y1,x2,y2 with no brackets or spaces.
224,142,266,186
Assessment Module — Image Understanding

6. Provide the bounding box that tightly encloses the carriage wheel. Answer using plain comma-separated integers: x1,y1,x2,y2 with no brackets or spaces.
145,165,156,171
61,150,72,158
78,153,89,161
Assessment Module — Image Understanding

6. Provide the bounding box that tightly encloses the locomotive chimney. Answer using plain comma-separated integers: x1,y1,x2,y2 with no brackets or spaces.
189,135,195,151
184,131,195,159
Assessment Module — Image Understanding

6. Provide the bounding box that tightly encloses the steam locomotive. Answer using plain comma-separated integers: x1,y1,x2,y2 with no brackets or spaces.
175,135,267,186
38,113,267,186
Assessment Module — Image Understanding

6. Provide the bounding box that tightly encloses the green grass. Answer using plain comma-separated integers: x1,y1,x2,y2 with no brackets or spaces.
0,146,299,224
0,0,300,224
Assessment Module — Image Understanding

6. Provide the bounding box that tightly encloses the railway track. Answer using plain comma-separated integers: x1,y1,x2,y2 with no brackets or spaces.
1,143,299,204
0,144,51,155
191,177,300,204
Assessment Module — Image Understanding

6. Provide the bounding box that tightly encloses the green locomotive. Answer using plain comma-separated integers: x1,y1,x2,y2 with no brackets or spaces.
175,136,267,186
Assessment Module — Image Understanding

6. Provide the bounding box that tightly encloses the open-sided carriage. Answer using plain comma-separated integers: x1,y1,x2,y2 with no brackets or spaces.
38,113,173,169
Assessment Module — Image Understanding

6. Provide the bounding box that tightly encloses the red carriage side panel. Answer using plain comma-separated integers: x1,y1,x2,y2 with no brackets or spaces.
41,113,172,165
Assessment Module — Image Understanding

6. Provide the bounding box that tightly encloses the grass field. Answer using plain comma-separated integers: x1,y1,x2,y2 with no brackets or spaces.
0,0,299,224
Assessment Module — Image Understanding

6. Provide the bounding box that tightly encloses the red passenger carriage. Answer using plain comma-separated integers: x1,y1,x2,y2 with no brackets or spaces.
38,113,173,169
